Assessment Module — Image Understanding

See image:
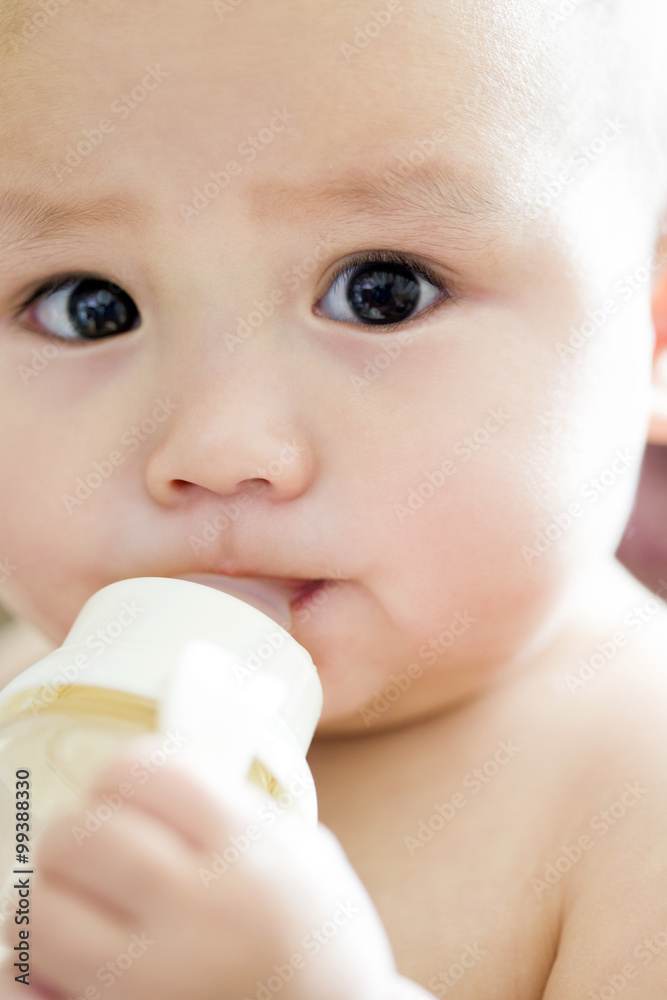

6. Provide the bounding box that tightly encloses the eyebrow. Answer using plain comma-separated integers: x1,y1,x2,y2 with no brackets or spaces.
247,157,500,230
0,155,499,257
0,188,149,255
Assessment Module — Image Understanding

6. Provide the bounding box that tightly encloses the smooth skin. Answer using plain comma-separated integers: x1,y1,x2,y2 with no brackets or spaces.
1,0,667,996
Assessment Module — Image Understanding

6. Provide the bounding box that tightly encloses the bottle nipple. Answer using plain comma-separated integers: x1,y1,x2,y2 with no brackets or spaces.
175,574,293,631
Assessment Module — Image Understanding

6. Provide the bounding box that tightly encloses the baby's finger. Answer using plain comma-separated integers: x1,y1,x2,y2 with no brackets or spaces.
26,874,131,998
89,734,271,852
36,796,199,921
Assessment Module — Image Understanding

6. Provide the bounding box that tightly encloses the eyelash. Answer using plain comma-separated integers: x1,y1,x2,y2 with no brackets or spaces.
13,250,452,342
16,272,92,314
319,249,451,330
13,271,110,346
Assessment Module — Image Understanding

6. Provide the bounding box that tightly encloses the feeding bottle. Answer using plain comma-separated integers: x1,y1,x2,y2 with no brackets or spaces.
0,576,322,897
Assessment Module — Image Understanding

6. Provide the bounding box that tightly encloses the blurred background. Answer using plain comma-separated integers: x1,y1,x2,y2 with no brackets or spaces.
615,443,667,594
0,442,665,639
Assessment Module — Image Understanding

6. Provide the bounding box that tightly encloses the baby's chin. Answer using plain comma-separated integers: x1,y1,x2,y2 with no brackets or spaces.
311,665,476,740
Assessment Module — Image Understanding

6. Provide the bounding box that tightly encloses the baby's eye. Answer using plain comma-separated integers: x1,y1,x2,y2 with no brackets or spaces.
315,251,450,329
18,275,141,342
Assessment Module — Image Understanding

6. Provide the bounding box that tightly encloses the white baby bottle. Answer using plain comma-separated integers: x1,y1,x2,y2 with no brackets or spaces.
0,576,323,899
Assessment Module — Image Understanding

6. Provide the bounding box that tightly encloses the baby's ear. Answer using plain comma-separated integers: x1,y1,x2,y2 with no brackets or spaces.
648,223,667,445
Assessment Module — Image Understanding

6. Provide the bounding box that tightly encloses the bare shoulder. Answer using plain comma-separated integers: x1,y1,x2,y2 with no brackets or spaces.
539,606,667,999
0,618,55,690
565,594,667,760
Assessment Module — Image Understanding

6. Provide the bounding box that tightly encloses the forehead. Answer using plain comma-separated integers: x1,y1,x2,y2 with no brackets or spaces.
0,0,578,233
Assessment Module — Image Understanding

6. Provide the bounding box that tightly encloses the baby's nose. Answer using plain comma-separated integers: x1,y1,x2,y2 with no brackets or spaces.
141,364,315,507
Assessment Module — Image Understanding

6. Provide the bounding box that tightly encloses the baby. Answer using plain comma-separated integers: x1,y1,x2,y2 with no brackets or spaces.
1,0,667,996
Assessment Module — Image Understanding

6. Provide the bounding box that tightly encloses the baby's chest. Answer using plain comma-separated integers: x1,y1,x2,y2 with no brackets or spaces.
339,807,555,997
310,743,560,998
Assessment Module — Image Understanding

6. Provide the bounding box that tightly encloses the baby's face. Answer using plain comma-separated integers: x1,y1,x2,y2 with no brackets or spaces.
0,0,660,733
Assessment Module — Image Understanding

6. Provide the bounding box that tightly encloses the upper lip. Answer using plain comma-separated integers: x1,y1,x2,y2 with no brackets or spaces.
175,570,323,597
210,570,315,589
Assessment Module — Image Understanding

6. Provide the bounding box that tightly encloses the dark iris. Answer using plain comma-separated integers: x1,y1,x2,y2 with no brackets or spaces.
68,279,140,338
347,263,421,324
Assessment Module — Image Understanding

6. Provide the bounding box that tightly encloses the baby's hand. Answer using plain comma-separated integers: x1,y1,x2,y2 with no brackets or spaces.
0,735,401,1000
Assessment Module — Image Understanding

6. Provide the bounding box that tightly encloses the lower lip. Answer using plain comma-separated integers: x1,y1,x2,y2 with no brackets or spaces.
289,579,329,611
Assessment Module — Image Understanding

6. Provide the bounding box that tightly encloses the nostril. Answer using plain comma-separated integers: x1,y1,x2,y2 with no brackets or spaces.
170,479,197,495
242,478,270,493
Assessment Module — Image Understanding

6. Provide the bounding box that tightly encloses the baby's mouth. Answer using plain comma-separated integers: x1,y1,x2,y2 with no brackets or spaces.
173,573,292,626
173,573,329,630
289,579,329,609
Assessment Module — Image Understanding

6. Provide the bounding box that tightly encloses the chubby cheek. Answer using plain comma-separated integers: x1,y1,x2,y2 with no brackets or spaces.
302,393,565,726
0,335,178,641
0,430,98,641
338,308,648,699
367,425,568,679
0,398,138,643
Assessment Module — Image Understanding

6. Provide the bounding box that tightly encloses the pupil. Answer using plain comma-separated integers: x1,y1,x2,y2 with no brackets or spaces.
347,264,420,324
68,279,139,338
